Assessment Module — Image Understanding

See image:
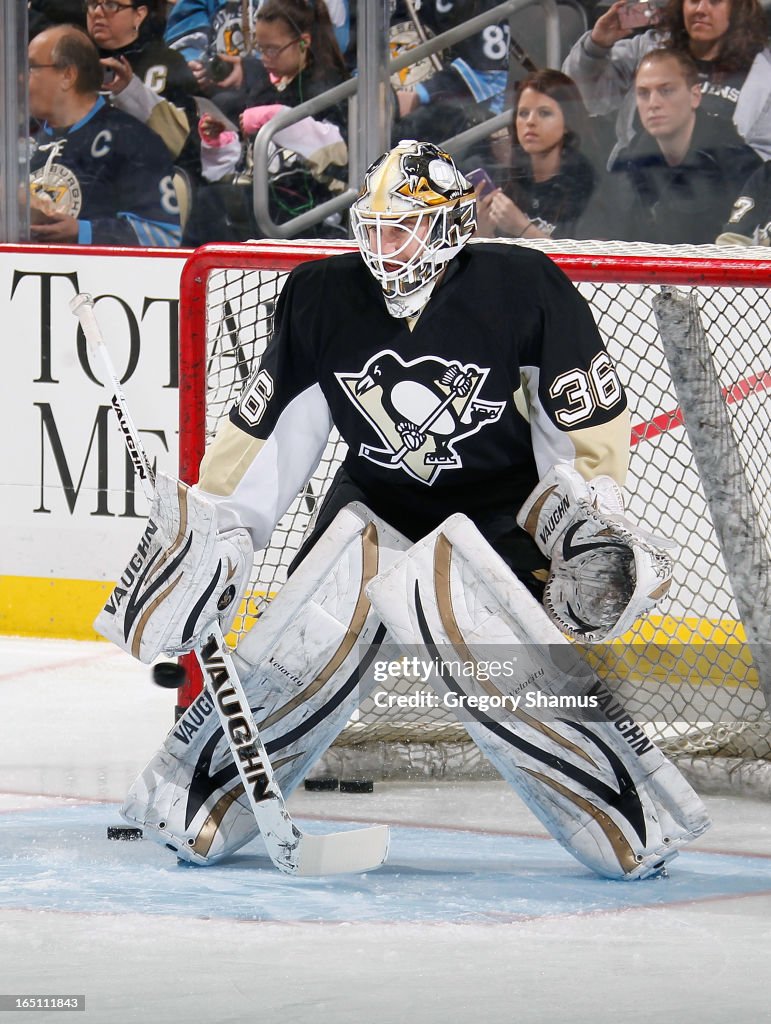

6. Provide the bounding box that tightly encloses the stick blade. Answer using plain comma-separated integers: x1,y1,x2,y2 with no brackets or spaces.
295,824,390,877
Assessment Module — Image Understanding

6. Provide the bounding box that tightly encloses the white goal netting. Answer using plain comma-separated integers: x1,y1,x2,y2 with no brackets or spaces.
178,239,771,795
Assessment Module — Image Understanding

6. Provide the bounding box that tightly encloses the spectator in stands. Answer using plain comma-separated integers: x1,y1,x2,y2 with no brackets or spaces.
163,0,229,62
600,48,761,243
27,24,181,246
717,161,771,244
164,0,349,96
86,0,200,174
392,0,511,144
167,0,251,103
474,70,597,240
184,0,349,243
563,0,771,166
207,0,349,120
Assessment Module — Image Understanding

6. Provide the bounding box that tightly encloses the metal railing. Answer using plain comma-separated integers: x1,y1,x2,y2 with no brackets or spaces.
252,0,563,238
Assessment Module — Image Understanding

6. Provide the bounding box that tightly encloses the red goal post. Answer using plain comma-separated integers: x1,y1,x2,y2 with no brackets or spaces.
178,239,771,793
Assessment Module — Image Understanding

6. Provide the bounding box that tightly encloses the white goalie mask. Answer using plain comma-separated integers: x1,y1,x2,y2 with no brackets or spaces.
350,140,477,318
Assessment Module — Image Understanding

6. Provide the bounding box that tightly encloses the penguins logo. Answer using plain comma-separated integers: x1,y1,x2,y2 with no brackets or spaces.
29,165,83,218
215,11,250,55
336,351,504,484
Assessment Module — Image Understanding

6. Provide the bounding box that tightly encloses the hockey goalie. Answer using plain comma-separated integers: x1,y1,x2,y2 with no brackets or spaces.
96,140,711,878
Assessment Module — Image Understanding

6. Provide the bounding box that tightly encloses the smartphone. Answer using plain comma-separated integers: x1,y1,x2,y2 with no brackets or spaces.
618,1,651,30
466,167,496,198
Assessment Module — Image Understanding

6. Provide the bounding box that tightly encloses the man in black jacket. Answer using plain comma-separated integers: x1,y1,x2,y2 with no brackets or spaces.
607,48,761,244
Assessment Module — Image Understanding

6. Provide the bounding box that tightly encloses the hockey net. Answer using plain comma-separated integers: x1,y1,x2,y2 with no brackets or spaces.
178,239,771,796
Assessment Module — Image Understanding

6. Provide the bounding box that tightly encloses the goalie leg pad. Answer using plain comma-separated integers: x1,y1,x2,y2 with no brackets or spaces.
366,513,711,880
121,503,409,864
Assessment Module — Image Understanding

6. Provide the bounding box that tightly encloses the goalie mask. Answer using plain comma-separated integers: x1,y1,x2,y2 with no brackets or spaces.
350,140,477,318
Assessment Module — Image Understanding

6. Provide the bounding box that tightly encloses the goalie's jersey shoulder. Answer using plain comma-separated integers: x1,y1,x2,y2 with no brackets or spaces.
232,241,584,438
278,240,585,361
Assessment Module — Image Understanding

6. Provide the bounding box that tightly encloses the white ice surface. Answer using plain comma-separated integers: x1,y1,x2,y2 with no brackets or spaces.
0,637,769,1024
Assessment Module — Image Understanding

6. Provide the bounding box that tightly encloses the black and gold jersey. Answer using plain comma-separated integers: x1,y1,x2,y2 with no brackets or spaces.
198,243,629,549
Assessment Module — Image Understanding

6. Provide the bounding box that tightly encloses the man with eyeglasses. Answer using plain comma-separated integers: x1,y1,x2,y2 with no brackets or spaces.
28,24,181,246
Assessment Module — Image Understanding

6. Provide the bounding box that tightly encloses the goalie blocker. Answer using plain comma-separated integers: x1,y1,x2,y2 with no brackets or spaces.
366,514,711,880
95,472,253,662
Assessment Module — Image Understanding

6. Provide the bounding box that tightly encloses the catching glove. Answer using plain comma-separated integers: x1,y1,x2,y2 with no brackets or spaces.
517,464,675,642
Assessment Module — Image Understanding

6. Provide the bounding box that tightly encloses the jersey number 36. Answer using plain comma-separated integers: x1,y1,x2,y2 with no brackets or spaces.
549,353,623,427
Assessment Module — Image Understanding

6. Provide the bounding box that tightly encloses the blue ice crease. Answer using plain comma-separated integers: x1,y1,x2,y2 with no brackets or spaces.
1,803,769,923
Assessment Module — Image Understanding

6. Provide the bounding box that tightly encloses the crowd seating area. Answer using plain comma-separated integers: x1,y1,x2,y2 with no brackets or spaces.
25,0,771,248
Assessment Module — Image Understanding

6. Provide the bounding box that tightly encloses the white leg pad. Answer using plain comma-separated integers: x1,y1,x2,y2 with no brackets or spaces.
366,513,711,880
121,503,409,864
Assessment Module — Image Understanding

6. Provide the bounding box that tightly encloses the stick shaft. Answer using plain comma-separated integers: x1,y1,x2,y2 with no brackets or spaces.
70,294,155,501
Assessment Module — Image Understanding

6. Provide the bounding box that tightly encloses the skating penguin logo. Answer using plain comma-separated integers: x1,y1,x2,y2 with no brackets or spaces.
29,140,83,219
212,5,252,57
336,351,504,484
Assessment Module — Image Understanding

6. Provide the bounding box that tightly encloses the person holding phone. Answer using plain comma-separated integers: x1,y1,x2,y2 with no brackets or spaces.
474,69,597,240
563,0,771,168
86,0,200,173
617,1,655,32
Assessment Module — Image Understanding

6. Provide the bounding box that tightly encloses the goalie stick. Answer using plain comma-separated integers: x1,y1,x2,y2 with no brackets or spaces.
69,292,390,877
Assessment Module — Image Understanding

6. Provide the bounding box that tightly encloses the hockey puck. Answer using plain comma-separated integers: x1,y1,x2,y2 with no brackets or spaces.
339,779,374,794
107,825,143,841
304,777,339,792
152,661,187,689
